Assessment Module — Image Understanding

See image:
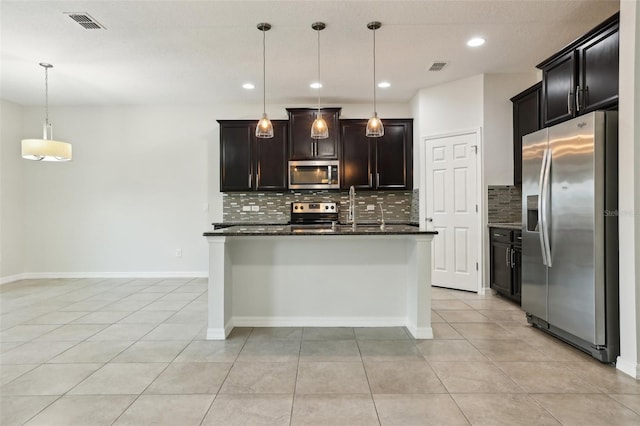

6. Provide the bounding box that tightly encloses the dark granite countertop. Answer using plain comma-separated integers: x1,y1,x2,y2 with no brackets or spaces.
488,222,522,230
204,223,435,237
212,221,419,230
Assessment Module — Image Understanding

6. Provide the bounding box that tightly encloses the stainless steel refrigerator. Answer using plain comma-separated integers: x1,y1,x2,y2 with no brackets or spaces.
521,110,619,363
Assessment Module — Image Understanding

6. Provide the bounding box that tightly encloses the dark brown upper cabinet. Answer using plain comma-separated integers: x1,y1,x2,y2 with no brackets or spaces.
219,120,288,192
287,108,341,160
340,119,413,190
538,13,619,127
511,82,542,187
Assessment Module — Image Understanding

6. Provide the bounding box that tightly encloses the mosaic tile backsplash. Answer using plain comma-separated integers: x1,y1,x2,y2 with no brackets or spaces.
488,185,522,223
223,189,419,224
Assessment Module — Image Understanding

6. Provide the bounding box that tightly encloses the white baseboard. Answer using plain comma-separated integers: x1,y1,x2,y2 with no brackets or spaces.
0,271,208,285
231,316,408,328
616,356,640,379
0,273,29,285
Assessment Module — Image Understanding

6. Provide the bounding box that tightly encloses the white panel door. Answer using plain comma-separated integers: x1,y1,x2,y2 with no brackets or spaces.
425,132,480,292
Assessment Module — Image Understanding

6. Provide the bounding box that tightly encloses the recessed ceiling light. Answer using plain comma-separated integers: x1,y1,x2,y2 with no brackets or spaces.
378,81,391,88
242,83,255,90
467,37,485,47
310,82,322,89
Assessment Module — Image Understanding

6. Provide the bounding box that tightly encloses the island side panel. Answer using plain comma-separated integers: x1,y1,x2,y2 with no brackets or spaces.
206,236,233,339
406,234,435,339
228,236,410,325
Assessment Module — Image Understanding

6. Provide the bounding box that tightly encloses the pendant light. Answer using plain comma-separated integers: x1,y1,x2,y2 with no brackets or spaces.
256,22,274,139
366,21,384,138
310,22,328,139
21,63,72,161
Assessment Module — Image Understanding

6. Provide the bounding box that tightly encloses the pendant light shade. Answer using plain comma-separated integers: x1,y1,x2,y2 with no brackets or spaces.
256,23,274,139
310,22,329,140
21,63,72,161
366,21,384,138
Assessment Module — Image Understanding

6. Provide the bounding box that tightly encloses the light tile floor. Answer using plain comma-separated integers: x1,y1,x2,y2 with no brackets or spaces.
1,278,638,425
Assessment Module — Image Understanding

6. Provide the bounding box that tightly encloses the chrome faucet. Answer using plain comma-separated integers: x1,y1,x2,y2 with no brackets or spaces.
378,202,386,230
348,185,356,229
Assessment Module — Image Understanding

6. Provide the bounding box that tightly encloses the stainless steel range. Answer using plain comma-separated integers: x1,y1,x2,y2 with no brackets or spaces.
290,202,339,226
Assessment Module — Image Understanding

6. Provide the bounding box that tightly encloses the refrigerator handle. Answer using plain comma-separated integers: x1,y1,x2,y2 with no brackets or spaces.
538,148,548,266
541,149,553,267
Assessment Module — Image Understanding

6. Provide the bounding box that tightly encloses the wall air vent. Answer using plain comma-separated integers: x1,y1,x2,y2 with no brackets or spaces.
429,61,447,71
65,13,105,29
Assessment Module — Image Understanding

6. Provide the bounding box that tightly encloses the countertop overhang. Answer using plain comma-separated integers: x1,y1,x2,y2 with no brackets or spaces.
204,223,437,237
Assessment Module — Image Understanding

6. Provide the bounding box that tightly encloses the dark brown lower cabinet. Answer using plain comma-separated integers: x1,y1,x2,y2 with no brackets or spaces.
490,227,522,304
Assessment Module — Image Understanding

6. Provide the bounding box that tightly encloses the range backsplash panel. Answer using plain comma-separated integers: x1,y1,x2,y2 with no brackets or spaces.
223,189,418,224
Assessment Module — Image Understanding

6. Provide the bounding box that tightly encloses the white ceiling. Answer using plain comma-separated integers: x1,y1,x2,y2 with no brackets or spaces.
1,0,620,107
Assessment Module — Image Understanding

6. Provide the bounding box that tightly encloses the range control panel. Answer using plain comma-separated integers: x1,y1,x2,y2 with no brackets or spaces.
291,202,338,213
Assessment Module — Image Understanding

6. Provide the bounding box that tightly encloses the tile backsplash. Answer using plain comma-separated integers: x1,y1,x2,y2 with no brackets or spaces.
223,189,419,224
487,185,522,223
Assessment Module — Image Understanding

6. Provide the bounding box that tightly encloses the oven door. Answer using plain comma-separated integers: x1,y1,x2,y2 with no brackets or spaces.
289,160,339,189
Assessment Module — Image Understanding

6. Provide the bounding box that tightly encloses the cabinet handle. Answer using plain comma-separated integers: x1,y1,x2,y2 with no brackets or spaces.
567,92,573,115
494,233,506,237
249,173,252,188
575,86,581,112
376,173,380,187
369,173,372,187
505,247,511,268
510,248,515,268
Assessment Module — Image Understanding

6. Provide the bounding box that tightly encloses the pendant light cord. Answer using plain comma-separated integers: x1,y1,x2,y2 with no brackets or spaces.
44,65,50,127
317,28,321,113
262,28,266,115
372,27,377,115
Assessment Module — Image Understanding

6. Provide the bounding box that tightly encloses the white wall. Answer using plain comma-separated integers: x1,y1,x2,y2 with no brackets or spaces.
17,105,211,277
617,0,640,379
483,73,539,185
0,100,25,281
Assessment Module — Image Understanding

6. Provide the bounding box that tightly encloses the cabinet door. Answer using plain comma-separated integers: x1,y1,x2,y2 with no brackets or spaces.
511,83,541,187
219,121,253,191
578,25,619,113
542,51,577,127
375,120,413,189
340,120,374,189
288,108,340,160
490,228,513,296
255,121,288,191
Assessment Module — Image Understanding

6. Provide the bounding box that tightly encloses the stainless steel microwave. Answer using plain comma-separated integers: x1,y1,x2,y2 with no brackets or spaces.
288,160,340,190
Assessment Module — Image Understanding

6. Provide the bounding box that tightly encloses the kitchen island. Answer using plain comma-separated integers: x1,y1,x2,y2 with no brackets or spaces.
203,224,437,340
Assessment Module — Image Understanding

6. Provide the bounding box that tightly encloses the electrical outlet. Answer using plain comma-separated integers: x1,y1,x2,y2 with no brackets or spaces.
175,248,182,257
242,206,251,212
367,204,375,211
251,205,259,212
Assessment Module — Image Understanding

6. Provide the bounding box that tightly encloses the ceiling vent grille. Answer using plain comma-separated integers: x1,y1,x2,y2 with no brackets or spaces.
65,13,105,29
429,61,447,71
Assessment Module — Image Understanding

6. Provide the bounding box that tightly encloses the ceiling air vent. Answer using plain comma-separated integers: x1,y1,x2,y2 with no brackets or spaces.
65,13,105,29
429,61,447,71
